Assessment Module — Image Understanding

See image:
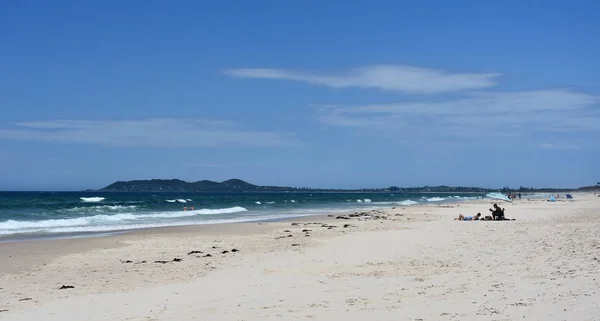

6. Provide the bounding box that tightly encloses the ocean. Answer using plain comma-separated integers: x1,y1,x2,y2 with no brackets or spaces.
0,191,498,240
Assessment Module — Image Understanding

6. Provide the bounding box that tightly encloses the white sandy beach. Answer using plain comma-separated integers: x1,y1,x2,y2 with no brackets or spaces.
1,194,599,321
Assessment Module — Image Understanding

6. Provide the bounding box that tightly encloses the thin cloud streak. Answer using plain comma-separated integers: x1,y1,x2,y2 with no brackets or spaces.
0,119,294,148
537,143,581,150
224,65,501,94
316,89,600,140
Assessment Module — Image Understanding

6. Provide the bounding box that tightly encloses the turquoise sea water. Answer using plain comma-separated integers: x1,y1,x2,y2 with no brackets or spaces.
0,191,488,239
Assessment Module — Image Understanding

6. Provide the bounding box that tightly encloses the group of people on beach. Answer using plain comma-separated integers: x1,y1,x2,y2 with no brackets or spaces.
508,193,521,201
455,203,513,221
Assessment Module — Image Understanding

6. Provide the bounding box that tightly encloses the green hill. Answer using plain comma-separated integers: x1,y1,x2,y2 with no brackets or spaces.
97,178,592,193
100,178,260,192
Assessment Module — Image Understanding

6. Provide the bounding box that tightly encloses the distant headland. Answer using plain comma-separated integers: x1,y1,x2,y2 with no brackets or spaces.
90,179,599,193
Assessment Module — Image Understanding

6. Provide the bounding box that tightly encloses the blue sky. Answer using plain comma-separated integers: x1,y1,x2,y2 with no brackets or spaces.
1,0,598,191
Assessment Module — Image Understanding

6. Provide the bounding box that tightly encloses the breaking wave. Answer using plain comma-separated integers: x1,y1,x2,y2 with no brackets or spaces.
0,206,248,235
485,192,511,202
59,205,137,213
426,197,445,202
371,200,420,206
3,213,313,235
80,197,105,203
397,200,419,206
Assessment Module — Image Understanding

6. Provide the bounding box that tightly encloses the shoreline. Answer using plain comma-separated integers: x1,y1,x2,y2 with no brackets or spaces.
0,195,511,243
1,193,596,320
0,197,500,272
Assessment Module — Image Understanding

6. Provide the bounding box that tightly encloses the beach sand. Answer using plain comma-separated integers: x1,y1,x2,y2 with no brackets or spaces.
1,194,599,320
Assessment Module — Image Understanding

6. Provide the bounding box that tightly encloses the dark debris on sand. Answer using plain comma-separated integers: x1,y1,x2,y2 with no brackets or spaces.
336,210,391,221
154,258,182,264
59,285,74,290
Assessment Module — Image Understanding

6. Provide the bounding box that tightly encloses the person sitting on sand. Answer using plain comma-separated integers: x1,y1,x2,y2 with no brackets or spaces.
489,204,505,220
489,204,516,220
455,213,481,221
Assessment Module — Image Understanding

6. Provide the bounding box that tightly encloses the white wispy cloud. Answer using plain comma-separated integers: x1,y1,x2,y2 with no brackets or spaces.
316,89,600,139
537,143,581,150
224,65,501,93
0,119,294,148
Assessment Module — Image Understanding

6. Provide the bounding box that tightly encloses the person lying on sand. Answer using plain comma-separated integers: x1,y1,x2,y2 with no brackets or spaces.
455,213,481,221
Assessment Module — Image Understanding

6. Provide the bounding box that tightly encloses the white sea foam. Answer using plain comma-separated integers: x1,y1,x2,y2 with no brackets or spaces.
176,199,187,203
371,200,419,206
356,199,363,203
80,197,105,203
189,206,247,215
60,205,137,213
397,200,418,206
186,199,192,202
363,199,372,203
166,200,176,203
486,192,511,202
255,201,262,205
290,200,296,203
18,212,314,235
265,201,276,204
426,197,445,202
0,206,248,235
